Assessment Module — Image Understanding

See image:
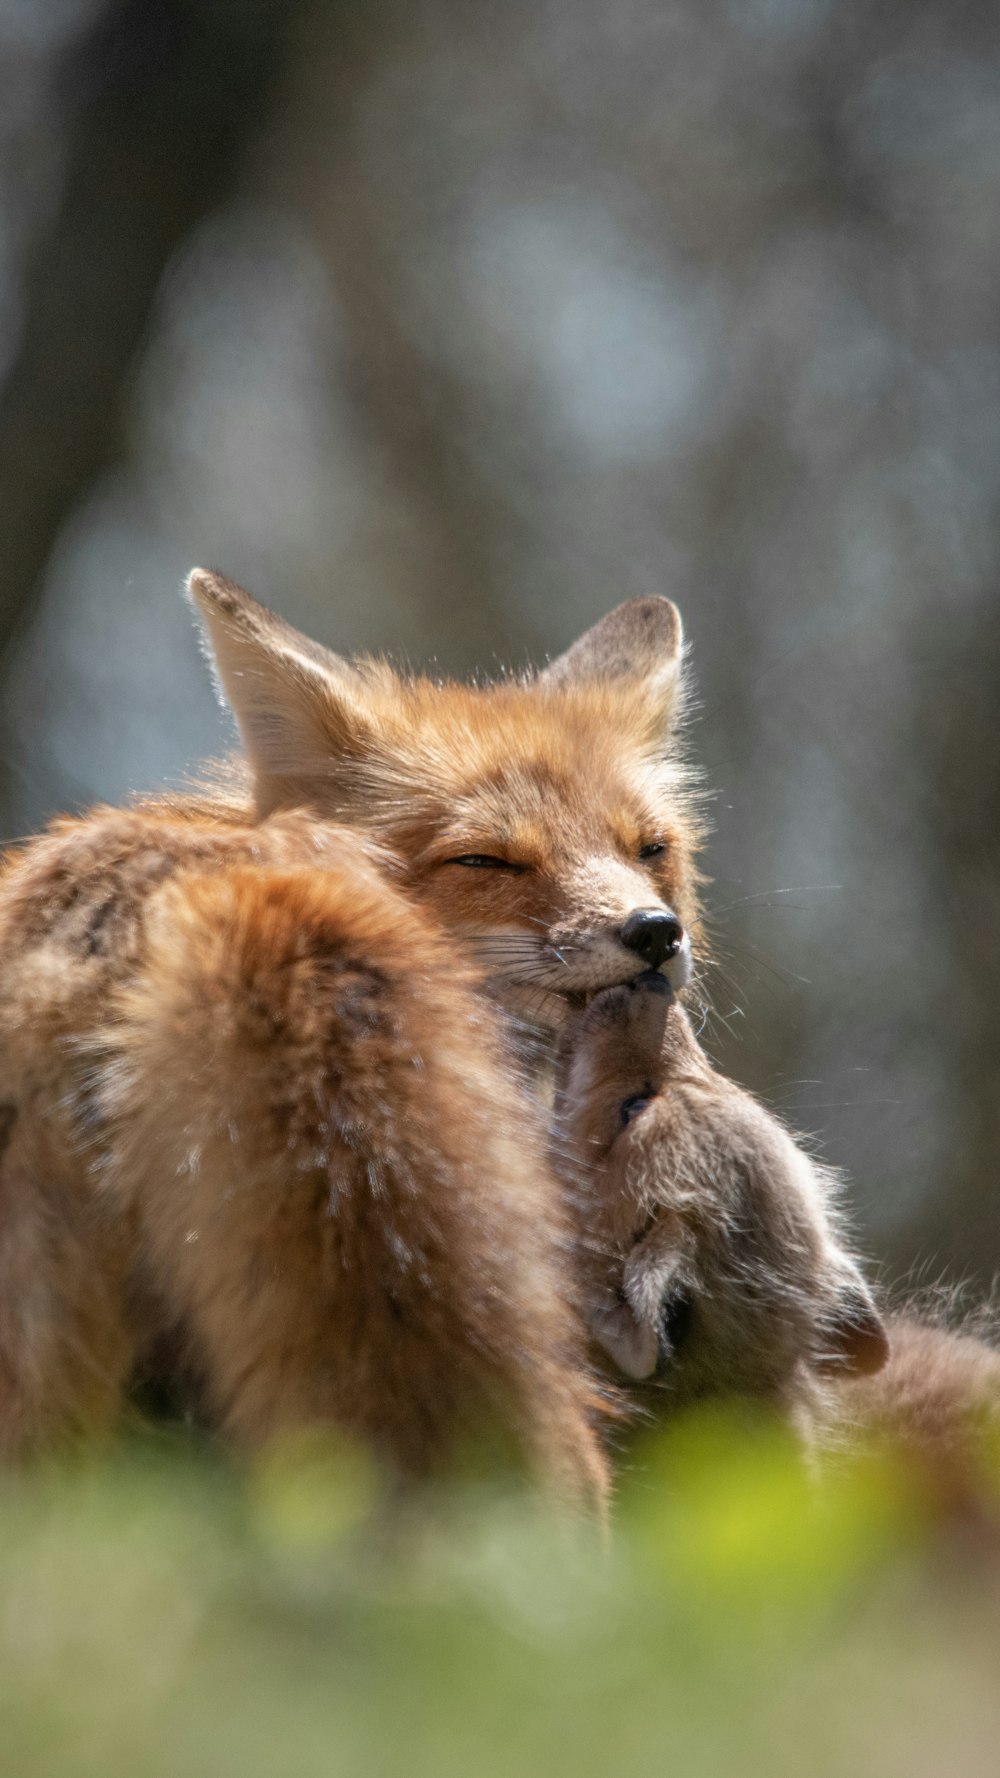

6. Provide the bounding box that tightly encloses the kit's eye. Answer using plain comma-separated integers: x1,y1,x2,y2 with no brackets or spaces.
639,841,666,861
449,854,525,872
619,1090,655,1127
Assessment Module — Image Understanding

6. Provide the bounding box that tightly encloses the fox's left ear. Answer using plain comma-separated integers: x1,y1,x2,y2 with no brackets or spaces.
186,568,379,814
541,597,685,733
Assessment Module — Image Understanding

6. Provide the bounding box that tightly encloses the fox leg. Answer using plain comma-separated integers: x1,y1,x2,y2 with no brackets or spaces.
0,1112,135,1457
97,862,608,1508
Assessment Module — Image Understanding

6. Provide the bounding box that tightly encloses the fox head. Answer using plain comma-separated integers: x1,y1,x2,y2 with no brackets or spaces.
187,569,704,1020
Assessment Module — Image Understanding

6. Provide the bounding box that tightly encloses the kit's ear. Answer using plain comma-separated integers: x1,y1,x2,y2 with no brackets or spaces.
186,569,379,814
589,1229,692,1381
816,1262,890,1378
590,1299,660,1381
541,597,685,732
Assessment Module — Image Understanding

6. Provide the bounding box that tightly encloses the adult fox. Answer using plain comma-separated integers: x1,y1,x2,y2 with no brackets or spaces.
0,571,878,1500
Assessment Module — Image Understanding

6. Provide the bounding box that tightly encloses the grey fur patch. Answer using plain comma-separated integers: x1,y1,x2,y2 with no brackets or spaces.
543,597,683,685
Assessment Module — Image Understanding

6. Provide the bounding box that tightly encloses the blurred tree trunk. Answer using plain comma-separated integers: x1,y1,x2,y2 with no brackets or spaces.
270,4,544,667
0,0,312,794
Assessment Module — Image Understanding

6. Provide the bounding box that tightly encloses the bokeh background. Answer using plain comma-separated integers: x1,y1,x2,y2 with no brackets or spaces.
1,0,998,1288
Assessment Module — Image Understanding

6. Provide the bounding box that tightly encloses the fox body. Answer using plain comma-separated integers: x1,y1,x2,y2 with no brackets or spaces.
0,568,896,1500
0,572,714,1499
0,805,611,1494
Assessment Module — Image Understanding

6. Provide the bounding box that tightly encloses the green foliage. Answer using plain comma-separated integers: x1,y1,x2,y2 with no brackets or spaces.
1,1410,998,1778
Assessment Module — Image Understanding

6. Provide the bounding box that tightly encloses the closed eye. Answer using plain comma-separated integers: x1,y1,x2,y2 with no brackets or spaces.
448,855,526,872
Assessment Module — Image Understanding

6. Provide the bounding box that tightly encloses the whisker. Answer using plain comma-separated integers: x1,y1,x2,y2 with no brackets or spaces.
705,884,842,919
703,934,811,992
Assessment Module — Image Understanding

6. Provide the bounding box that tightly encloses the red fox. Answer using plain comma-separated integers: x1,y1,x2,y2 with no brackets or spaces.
0,568,889,1501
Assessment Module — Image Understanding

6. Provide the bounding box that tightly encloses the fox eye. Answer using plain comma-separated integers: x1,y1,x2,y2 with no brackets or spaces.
449,855,525,872
639,841,666,861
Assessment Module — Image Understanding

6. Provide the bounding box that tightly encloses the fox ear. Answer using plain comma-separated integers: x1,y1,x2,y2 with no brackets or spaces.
816,1262,890,1379
541,597,684,730
186,568,376,813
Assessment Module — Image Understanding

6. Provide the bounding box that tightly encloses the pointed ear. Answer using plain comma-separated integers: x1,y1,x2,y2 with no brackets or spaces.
186,568,377,814
541,597,685,731
816,1263,890,1379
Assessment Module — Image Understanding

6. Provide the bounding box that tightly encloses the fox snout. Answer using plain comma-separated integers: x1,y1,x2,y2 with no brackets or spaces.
620,908,684,970
619,907,691,992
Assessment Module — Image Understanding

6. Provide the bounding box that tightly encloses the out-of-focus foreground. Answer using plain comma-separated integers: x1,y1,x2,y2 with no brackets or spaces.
0,6,998,1276
3,1414,1000,1778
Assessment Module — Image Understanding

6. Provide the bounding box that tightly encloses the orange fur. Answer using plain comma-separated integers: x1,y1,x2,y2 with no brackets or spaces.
0,804,608,1501
0,572,710,1501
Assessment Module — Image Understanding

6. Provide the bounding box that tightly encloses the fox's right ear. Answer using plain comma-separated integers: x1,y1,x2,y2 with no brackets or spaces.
541,597,685,734
186,569,377,813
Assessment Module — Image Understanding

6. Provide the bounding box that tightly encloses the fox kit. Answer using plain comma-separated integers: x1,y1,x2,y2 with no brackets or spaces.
557,972,888,1432
560,974,1000,1517
0,572,711,1501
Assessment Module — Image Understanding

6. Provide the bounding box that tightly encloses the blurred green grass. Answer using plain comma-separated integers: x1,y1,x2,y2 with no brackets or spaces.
1,1409,999,1778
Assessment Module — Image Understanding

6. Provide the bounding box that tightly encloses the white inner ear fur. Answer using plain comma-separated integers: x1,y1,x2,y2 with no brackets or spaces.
541,595,686,735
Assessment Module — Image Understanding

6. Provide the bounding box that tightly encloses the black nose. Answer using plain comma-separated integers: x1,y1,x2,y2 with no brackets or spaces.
620,909,685,970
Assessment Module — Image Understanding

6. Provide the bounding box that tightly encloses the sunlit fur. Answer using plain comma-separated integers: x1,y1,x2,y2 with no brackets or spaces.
0,571,710,1503
186,574,706,1017
4,568,948,1503
0,804,608,1505
349,682,702,1009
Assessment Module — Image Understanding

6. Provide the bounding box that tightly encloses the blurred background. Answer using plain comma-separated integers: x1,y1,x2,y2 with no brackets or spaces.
0,0,997,1288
